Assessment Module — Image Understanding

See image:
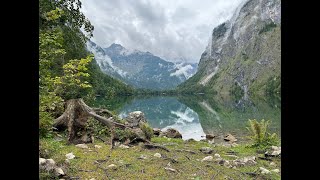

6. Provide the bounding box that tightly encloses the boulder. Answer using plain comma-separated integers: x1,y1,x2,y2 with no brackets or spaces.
125,111,147,128
54,167,65,176
153,128,161,136
224,134,237,142
162,128,182,139
199,147,213,154
206,134,215,139
201,156,213,162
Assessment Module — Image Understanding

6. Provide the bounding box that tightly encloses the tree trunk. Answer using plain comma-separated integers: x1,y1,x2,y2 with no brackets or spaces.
53,98,126,144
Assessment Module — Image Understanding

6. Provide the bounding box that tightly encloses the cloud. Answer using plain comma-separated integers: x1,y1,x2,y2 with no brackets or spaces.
81,0,245,63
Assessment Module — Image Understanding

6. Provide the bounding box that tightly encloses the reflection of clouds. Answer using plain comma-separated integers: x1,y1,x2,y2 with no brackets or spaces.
165,107,205,140
170,107,198,124
162,123,206,141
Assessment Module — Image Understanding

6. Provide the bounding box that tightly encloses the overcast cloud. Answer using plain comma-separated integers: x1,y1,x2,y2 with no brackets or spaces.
81,0,244,63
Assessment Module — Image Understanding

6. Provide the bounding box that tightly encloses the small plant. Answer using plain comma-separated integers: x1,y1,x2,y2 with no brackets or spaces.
246,119,279,148
140,122,153,140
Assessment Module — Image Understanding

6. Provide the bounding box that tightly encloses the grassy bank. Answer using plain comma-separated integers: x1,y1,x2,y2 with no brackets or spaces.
40,135,280,179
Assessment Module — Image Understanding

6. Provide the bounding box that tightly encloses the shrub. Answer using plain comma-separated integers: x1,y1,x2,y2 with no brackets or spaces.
140,122,153,140
246,119,279,148
39,111,54,138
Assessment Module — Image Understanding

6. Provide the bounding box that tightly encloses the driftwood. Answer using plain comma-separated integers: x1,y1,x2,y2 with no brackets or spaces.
53,98,145,145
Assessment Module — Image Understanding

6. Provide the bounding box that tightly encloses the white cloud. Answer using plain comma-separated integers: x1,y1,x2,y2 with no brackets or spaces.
81,0,245,63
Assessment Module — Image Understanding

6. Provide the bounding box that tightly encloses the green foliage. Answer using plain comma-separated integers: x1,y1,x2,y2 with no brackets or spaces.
246,119,279,148
39,111,55,138
57,55,93,99
85,117,110,137
114,128,136,142
266,76,281,96
230,82,244,100
140,123,153,140
259,22,277,34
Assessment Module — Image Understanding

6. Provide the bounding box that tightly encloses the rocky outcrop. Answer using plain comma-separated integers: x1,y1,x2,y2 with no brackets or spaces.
178,0,281,97
125,111,147,128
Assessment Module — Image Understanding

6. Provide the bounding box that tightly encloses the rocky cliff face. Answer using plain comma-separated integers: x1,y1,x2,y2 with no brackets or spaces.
179,0,281,97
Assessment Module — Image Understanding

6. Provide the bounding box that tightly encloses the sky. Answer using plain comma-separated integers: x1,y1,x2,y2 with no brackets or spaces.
81,0,244,63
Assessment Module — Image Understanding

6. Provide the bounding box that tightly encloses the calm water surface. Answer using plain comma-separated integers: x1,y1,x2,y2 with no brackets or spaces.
91,95,281,142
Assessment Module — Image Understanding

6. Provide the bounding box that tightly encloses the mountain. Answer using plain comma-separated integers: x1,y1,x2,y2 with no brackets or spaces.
178,0,281,98
87,41,197,90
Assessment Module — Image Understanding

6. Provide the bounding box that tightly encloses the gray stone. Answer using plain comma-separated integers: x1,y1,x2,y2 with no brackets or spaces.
119,144,130,149
125,111,147,127
200,147,213,154
224,134,237,142
65,152,75,160
162,128,182,139
271,169,280,173
75,144,88,149
201,156,213,162
107,164,117,169
54,167,65,176
154,153,161,158
94,145,102,149
260,167,271,174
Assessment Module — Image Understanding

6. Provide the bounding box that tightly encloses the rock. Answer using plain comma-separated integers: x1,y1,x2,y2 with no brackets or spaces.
107,164,117,169
260,167,271,174
233,156,256,167
45,159,56,170
65,153,75,160
270,162,276,167
54,167,65,176
214,154,221,158
75,144,88,149
265,146,281,157
225,155,238,159
94,145,102,149
154,153,162,158
89,179,96,180
200,147,213,154
39,158,46,165
119,144,130,149
162,128,182,139
164,167,177,172
271,169,280,173
224,134,237,142
138,155,147,159
206,134,215,139
201,156,213,162
153,128,161,136
125,111,147,127
114,141,121,147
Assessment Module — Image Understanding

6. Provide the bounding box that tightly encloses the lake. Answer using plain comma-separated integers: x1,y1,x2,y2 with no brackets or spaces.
90,95,281,143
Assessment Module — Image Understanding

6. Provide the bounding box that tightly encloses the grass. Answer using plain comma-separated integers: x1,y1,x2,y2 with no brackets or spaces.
40,136,281,179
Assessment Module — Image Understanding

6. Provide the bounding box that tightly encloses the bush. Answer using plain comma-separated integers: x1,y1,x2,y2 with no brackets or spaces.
39,111,54,138
246,119,279,148
140,122,153,140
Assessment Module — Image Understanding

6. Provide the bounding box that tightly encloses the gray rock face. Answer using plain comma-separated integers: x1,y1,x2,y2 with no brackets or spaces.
179,0,281,97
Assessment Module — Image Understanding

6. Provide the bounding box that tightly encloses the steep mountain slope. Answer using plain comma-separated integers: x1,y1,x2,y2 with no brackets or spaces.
178,0,281,97
87,41,197,90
